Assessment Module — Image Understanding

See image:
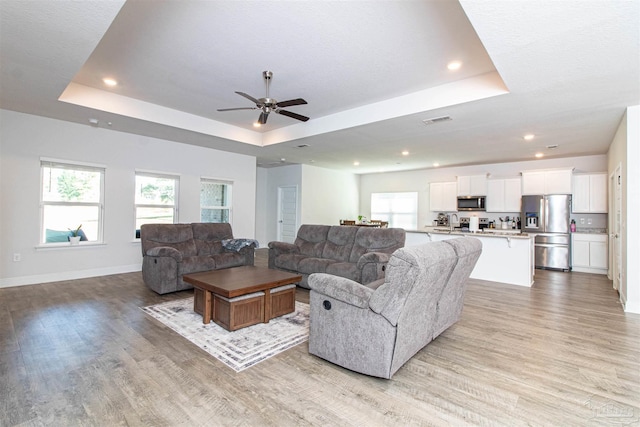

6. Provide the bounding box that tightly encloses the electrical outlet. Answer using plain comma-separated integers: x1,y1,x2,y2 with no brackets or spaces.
13,253,21,262
580,218,585,225
587,218,593,225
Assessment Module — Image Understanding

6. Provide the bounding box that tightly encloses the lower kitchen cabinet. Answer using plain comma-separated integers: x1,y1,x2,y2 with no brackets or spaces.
571,233,608,274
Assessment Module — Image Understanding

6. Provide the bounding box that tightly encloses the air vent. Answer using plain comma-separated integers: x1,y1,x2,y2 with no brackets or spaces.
546,144,559,149
422,116,452,126
296,144,310,148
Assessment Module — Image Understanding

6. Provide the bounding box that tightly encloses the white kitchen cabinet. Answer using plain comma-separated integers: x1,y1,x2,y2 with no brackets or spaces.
457,175,487,196
572,173,607,213
429,181,457,212
571,233,608,274
522,169,573,195
486,178,521,212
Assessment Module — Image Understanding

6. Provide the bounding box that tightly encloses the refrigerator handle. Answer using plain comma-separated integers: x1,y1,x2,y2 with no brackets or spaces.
539,198,545,231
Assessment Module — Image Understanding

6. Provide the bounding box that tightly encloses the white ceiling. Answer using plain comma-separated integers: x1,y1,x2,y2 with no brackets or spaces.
1,1,638,174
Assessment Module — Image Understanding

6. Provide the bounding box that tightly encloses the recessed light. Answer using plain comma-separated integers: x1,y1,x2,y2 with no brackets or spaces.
253,122,261,128
402,150,409,156
102,78,118,87
433,162,440,167
523,134,535,141
447,61,462,71
353,161,360,166
535,153,544,158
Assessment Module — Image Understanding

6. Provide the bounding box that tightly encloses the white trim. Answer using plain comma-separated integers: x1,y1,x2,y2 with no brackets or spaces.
134,168,181,178
0,264,142,288
40,156,107,170
35,242,107,250
201,176,234,185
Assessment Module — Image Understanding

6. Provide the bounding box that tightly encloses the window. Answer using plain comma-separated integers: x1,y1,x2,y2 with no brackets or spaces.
371,192,418,229
40,159,104,244
135,172,179,237
200,179,232,223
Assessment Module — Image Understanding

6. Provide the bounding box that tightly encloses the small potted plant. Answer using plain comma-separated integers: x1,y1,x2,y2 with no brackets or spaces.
68,224,82,245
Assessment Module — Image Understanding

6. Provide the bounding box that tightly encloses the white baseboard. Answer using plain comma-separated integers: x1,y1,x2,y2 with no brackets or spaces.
0,264,142,288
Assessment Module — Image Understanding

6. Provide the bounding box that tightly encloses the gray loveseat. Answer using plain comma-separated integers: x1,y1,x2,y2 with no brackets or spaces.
308,237,482,379
268,224,405,289
140,223,255,294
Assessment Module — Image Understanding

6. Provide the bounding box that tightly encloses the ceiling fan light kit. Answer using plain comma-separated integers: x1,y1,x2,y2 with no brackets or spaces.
218,71,309,125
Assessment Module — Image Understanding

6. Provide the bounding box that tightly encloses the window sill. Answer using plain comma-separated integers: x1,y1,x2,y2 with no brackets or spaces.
36,242,107,251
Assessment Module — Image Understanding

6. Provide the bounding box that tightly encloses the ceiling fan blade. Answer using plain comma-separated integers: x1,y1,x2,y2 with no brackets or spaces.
235,91,261,105
276,98,307,108
258,111,269,124
277,109,310,122
217,107,257,112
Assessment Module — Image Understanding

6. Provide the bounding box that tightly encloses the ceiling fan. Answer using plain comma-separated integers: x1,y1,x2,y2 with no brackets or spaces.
217,71,309,125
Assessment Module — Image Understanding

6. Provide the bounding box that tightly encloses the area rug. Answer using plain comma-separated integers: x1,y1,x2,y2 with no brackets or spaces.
141,298,309,372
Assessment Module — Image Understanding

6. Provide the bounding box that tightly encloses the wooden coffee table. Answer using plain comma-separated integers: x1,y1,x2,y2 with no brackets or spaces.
183,266,302,330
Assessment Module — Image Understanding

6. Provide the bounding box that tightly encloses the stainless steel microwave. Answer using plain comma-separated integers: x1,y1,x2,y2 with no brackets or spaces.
457,196,486,211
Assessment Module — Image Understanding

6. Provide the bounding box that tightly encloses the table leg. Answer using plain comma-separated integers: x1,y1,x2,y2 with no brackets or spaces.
203,289,212,324
263,289,271,323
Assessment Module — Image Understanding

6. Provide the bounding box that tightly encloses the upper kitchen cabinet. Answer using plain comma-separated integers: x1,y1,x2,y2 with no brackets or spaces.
429,181,457,212
573,173,607,213
486,178,522,212
521,168,573,195
457,174,487,196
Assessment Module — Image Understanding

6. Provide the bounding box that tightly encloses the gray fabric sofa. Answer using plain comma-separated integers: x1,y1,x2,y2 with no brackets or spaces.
268,224,406,289
308,237,482,379
140,223,255,294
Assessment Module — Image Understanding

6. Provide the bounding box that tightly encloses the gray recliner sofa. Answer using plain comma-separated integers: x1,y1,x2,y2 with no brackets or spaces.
140,223,255,294
268,224,406,288
308,237,482,379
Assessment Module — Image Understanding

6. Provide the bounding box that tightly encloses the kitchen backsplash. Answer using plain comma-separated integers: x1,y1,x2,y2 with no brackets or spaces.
569,213,608,231
427,212,608,231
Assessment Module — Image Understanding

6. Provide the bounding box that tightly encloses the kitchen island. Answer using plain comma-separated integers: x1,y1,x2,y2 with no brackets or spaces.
406,229,534,287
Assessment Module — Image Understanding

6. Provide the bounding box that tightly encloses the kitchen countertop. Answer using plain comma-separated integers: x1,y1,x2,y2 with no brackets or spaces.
573,228,608,234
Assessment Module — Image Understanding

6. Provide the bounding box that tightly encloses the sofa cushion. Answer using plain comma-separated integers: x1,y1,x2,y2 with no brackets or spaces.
211,252,246,269
275,253,308,272
192,223,234,255
369,242,456,327
295,225,330,257
321,226,358,262
298,257,338,274
178,255,217,275
349,227,405,263
195,240,224,256
325,262,360,282
141,224,197,257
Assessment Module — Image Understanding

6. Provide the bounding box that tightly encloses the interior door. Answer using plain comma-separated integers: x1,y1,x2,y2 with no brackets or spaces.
277,186,298,243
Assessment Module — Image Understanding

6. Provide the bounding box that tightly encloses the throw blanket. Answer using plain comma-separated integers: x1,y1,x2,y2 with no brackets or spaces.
222,238,259,252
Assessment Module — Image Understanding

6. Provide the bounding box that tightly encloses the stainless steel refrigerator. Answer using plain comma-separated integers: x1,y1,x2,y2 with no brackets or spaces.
521,194,572,271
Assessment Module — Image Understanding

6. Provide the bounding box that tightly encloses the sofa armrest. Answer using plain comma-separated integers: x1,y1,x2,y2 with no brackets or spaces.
308,273,374,309
268,241,299,254
356,252,392,270
146,246,183,262
357,252,393,285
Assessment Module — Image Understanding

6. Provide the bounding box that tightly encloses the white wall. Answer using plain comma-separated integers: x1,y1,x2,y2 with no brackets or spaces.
301,165,359,225
0,110,257,287
259,164,302,247
608,105,640,314
360,155,608,229
254,167,269,245
256,164,359,247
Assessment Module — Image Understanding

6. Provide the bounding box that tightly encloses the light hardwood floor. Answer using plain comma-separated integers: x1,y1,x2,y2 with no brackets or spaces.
1,249,639,426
